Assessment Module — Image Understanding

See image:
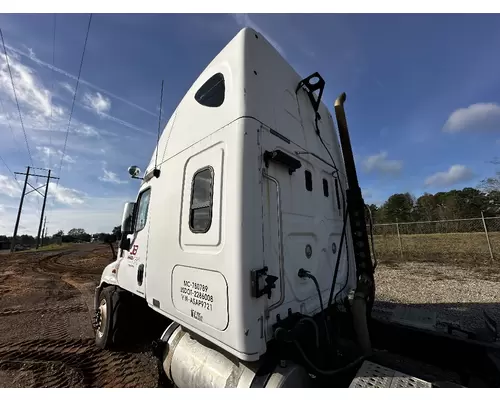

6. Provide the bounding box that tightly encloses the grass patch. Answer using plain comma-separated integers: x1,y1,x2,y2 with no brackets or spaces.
373,231,500,266
24,243,73,252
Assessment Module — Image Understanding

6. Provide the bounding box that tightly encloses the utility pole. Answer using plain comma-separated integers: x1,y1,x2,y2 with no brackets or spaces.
10,166,30,252
36,169,51,249
10,167,59,252
41,216,47,247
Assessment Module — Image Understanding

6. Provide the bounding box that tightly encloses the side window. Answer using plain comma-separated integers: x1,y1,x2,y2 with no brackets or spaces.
323,178,329,197
194,73,225,107
305,170,313,192
135,189,151,232
189,167,214,233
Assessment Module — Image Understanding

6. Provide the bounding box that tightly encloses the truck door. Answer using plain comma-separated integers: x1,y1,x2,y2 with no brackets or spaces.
122,186,152,297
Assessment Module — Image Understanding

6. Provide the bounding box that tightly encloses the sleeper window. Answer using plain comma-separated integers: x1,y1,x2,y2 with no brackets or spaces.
305,170,313,192
323,179,329,197
135,188,151,232
190,167,214,233
195,73,225,107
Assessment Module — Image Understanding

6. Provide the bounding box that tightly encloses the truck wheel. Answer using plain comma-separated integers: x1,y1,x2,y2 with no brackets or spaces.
95,286,117,349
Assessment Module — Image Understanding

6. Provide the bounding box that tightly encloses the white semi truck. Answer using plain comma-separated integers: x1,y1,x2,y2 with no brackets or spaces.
93,27,500,388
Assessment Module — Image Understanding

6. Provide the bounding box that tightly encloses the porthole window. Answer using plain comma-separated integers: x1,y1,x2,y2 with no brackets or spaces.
194,73,225,107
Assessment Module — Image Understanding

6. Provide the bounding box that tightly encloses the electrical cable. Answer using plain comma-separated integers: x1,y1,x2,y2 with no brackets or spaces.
307,108,351,309
0,28,34,167
45,14,57,232
334,230,351,307
48,14,56,170
0,96,23,156
0,154,21,188
298,268,331,346
293,339,365,376
327,207,349,309
58,13,93,179
297,317,320,349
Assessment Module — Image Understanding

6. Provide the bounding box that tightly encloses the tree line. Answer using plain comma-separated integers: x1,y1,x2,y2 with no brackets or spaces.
366,187,500,225
0,226,122,248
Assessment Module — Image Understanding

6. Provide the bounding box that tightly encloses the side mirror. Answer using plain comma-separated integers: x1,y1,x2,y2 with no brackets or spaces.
119,236,131,252
128,165,142,179
119,202,135,251
121,202,135,234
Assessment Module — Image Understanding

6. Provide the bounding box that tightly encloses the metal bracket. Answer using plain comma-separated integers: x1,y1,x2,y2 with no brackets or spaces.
251,267,278,299
263,150,301,175
295,72,325,114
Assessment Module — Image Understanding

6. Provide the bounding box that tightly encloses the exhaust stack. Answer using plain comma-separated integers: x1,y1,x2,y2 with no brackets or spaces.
334,93,375,355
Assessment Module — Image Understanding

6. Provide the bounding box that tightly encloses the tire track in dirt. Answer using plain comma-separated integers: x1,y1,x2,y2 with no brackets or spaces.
0,339,158,387
0,245,163,387
0,305,87,317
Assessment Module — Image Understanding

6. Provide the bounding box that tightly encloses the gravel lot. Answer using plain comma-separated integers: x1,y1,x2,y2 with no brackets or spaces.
373,261,500,332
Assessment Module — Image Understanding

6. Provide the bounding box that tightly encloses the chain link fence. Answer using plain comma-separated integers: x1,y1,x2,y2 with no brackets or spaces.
369,215,500,264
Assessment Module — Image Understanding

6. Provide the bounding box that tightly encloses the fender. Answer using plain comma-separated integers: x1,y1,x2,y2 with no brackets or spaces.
94,260,119,310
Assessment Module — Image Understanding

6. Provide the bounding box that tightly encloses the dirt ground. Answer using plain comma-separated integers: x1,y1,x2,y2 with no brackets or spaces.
0,244,163,388
1,244,498,388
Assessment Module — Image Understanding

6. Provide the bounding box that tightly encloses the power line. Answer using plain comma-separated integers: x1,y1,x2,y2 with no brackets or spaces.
0,28,34,167
48,13,57,169
45,14,57,230
58,13,93,178
0,97,23,154
0,154,20,186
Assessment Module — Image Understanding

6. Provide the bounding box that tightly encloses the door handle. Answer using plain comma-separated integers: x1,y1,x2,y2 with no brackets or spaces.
137,264,144,286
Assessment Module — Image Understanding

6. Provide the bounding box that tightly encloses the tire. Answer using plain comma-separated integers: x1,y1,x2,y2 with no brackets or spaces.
95,286,115,349
95,286,141,350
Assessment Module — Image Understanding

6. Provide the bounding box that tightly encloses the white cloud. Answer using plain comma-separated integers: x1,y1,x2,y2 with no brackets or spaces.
363,151,403,175
49,183,85,205
0,52,63,118
0,195,124,236
83,91,111,115
4,42,158,118
60,82,75,96
0,50,101,141
0,46,151,144
0,174,21,197
36,146,76,168
231,14,286,58
443,103,500,134
99,168,128,185
424,165,474,187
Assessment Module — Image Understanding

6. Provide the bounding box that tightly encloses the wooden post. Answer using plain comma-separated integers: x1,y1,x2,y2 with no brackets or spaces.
482,212,494,260
396,219,403,259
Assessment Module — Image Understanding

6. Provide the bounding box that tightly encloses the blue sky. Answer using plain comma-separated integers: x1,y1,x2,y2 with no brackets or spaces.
0,13,499,235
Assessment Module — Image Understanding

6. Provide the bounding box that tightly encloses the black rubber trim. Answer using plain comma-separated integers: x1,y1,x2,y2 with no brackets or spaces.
270,128,291,144
250,357,277,388
160,322,180,343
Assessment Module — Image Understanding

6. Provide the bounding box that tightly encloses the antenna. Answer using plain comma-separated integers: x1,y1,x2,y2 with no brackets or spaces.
154,80,164,178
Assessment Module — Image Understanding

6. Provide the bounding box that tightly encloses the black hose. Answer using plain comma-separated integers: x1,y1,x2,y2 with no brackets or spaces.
298,269,331,346
294,339,365,376
315,123,351,310
327,208,349,309
298,317,320,348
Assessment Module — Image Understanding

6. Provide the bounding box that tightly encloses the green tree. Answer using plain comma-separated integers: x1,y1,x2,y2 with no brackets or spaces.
381,193,415,222
414,193,438,221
